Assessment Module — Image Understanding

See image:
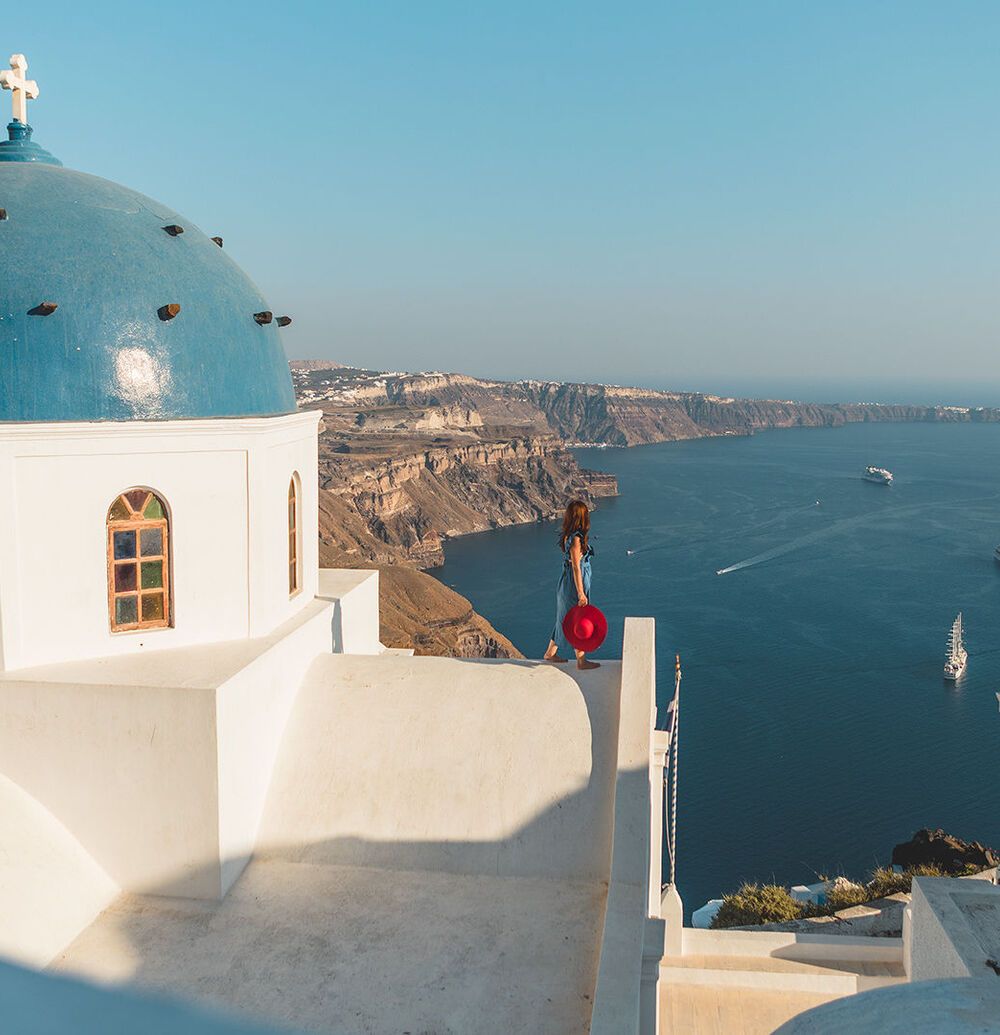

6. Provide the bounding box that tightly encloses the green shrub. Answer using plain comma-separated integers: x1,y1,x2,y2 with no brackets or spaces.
712,863,989,929
866,863,976,899
865,867,915,899
711,883,805,928
822,879,868,911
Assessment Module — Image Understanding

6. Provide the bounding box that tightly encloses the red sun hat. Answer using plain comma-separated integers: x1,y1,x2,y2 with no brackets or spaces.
562,604,608,653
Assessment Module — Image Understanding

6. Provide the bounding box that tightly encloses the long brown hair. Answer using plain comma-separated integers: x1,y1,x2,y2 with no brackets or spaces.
559,499,590,553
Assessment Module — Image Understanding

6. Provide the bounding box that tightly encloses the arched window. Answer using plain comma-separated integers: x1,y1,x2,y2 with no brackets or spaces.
288,474,300,596
107,489,171,632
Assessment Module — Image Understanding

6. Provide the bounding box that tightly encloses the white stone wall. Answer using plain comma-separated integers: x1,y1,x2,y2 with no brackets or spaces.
0,411,320,670
909,876,1000,982
0,774,117,967
0,597,342,899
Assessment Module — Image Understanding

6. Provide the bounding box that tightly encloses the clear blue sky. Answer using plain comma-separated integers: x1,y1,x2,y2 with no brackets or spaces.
7,2,1000,402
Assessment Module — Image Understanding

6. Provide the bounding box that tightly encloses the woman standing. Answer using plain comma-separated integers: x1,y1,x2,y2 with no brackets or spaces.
544,500,600,670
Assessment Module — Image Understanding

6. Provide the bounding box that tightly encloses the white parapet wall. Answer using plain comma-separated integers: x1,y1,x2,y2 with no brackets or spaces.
908,875,1000,982
0,569,382,902
256,650,621,879
317,568,384,654
590,616,660,1035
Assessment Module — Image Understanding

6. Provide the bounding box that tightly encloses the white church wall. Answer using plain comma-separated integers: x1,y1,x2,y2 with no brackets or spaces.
0,676,222,898
6,446,249,667
0,774,118,968
0,411,321,671
0,573,384,903
215,599,338,895
246,420,320,638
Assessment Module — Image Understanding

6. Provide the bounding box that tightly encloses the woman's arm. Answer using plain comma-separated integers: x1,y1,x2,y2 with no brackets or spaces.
569,537,588,606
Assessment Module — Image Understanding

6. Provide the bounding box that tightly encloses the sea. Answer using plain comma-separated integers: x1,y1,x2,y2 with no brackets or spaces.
432,420,1000,919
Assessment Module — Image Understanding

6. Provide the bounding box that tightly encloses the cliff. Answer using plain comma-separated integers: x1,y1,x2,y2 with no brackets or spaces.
294,363,996,658
318,433,615,568
301,367,619,658
298,366,1000,450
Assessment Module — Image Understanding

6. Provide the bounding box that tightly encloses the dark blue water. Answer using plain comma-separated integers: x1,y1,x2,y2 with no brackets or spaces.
432,422,1000,918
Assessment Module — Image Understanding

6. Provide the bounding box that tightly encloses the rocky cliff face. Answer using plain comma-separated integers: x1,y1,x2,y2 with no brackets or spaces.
295,363,997,658
300,366,620,658
318,434,615,568
298,366,1000,452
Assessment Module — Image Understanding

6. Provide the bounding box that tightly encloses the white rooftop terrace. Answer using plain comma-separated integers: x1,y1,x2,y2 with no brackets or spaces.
54,654,625,1034
0,575,662,1034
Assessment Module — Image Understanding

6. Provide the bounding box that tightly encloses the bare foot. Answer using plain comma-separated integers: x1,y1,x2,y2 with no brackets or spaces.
544,655,569,664
577,659,601,670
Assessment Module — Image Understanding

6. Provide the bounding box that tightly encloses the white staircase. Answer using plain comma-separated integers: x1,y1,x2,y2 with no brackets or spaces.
659,929,906,1034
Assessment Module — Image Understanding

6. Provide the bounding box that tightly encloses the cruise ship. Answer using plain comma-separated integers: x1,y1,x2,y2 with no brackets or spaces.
862,465,893,485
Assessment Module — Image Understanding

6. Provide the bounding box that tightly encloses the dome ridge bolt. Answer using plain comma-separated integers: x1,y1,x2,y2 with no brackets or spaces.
157,303,181,321
277,316,292,327
253,310,273,325
211,236,223,247
28,301,57,316
162,224,184,237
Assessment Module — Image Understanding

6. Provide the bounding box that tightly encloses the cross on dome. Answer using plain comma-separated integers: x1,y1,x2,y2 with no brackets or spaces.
0,54,39,125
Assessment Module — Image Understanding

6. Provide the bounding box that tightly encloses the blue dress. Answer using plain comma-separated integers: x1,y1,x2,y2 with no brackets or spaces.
551,531,593,655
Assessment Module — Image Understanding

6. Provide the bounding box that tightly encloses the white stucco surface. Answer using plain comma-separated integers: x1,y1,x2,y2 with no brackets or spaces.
775,978,1000,1034
591,618,658,1034
56,860,605,1035
0,411,320,671
908,875,1000,982
258,652,621,880
54,656,630,1034
0,596,338,898
0,560,661,1032
1,960,300,1035
316,568,383,654
0,774,118,968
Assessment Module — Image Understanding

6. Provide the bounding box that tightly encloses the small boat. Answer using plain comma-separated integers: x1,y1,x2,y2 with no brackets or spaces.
943,613,968,681
995,692,1000,712
993,545,1000,563
863,466,893,485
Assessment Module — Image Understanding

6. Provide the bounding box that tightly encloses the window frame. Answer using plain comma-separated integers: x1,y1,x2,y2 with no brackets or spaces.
107,488,172,633
288,473,301,597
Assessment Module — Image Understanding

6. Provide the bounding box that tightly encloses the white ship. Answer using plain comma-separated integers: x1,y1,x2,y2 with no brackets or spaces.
862,465,893,485
943,612,967,681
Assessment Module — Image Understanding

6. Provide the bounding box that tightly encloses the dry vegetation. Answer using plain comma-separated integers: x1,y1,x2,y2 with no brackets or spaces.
712,864,981,929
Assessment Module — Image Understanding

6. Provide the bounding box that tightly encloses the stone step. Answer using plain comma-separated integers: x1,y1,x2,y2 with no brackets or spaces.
660,952,906,996
661,985,843,1035
682,926,904,963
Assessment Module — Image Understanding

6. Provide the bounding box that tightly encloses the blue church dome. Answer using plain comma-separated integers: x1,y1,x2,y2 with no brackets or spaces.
0,122,297,422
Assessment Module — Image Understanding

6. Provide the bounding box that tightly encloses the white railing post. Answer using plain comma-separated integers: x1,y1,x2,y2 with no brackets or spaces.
661,883,683,957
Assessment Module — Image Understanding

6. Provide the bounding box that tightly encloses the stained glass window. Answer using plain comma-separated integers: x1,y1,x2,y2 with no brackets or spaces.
288,475,300,596
108,489,171,632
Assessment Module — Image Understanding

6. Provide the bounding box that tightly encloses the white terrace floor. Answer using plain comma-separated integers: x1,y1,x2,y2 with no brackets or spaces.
56,861,606,1035
50,654,625,1035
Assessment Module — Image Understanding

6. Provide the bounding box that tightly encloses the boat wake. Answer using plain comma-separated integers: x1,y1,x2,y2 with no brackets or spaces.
715,503,928,576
